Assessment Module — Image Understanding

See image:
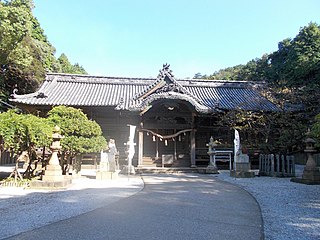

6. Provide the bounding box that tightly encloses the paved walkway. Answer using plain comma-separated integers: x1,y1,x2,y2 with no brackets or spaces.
3,173,263,240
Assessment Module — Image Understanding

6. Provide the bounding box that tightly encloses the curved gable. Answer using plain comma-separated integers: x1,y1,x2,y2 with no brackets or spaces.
122,64,212,114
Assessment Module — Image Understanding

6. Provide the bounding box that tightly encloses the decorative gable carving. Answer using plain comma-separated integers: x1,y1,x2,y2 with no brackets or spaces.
123,64,211,114
155,82,183,94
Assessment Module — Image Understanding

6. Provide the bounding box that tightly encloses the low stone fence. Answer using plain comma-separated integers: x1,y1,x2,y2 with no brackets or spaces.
259,154,295,177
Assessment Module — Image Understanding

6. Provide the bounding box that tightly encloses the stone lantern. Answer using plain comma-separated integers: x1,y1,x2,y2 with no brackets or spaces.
42,126,64,181
206,136,218,174
292,136,320,185
302,137,320,182
38,126,72,188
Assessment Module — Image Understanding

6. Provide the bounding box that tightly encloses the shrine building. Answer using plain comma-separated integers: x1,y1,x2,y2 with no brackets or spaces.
10,64,279,169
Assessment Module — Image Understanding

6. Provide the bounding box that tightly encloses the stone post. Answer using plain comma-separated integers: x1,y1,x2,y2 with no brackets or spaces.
234,129,240,170
121,125,136,175
271,154,275,176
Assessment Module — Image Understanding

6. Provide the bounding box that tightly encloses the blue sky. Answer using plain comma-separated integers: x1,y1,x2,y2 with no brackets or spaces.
33,0,320,79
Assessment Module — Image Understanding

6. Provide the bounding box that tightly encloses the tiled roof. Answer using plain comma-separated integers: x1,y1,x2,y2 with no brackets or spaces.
10,67,280,112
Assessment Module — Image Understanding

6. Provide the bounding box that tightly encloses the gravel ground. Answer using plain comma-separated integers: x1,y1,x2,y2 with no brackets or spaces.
216,165,320,240
1,165,319,240
0,168,144,240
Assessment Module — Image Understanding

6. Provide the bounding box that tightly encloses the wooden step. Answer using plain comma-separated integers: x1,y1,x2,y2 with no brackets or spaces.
142,157,157,167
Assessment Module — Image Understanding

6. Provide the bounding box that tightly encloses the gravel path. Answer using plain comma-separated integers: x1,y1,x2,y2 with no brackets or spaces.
0,169,144,240
1,166,319,240
216,166,320,240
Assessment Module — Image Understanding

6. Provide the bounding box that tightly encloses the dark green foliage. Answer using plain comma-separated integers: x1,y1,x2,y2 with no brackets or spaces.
311,114,320,148
206,22,320,153
209,22,320,87
58,54,87,75
0,107,106,169
47,106,107,156
0,109,52,154
0,0,87,105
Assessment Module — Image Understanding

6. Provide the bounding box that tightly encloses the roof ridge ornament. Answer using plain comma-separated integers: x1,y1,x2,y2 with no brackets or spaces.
163,63,170,71
12,88,18,97
158,63,174,79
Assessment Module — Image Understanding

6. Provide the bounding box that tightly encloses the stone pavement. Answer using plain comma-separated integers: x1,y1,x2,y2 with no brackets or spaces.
2,172,263,240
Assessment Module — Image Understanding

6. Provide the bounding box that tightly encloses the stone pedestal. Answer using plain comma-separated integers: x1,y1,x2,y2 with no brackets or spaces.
291,164,320,185
96,150,119,180
303,168,320,181
31,164,72,189
96,170,119,180
230,170,255,178
205,164,218,174
291,168,320,185
42,165,65,182
120,165,136,175
230,154,254,178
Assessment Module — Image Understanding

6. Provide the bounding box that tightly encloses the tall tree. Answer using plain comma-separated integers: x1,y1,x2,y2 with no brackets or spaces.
0,109,52,154
288,22,320,86
206,23,320,152
47,106,106,173
0,0,87,103
58,54,87,74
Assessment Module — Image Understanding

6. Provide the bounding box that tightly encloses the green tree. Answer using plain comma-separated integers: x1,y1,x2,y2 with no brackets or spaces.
289,22,320,86
0,0,86,102
72,63,87,74
57,54,74,73
311,113,320,148
268,38,292,84
199,22,320,154
0,0,46,98
209,65,241,80
58,54,87,74
47,106,107,172
0,109,52,154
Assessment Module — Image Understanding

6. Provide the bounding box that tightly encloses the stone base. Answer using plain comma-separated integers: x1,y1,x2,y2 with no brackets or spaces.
205,165,219,174
230,170,255,178
30,177,72,189
42,165,64,182
120,165,136,175
291,177,320,185
302,168,320,181
235,162,250,172
291,168,320,185
96,171,119,180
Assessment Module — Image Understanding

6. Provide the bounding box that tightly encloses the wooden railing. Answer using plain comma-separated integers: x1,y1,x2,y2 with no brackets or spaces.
195,148,233,169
